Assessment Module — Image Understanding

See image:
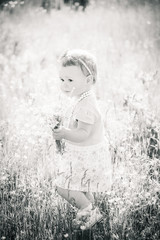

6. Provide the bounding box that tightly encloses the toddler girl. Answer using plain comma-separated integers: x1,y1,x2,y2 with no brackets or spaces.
52,49,112,229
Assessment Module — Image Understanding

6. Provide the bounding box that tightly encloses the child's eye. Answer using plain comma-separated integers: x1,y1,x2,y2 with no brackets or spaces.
60,78,64,82
68,79,73,82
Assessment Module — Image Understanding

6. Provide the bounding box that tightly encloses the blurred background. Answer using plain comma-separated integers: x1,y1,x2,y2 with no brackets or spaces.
0,0,160,119
0,1,160,239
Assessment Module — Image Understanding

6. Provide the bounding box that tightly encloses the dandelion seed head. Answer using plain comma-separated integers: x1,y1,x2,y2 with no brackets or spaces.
80,225,86,230
64,233,69,238
1,237,6,240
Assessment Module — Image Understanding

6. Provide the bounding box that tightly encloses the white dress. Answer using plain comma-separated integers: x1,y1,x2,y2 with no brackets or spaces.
55,93,112,193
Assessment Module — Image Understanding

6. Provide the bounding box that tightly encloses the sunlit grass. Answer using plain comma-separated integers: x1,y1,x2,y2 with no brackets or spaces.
0,2,160,239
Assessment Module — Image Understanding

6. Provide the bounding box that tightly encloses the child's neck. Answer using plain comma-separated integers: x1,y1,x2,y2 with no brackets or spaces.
75,88,93,100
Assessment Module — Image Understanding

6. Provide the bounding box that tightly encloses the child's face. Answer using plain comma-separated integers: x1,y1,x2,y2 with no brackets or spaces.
59,65,89,97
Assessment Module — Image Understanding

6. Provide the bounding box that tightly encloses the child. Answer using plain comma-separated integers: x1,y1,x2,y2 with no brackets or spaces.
52,49,112,229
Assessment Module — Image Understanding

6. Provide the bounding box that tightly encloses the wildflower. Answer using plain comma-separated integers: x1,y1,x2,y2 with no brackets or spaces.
0,176,7,182
154,171,159,176
20,130,25,135
10,191,16,195
80,225,86,230
14,153,20,159
48,114,65,154
145,192,150,198
64,233,69,238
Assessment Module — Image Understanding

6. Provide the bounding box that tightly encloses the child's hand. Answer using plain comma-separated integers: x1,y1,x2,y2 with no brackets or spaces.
52,127,65,140
47,116,59,130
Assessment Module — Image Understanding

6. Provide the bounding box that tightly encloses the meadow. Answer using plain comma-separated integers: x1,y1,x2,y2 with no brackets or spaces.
0,1,160,239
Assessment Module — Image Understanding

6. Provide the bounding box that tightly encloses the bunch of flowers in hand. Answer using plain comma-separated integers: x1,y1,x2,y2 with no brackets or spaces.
48,114,65,155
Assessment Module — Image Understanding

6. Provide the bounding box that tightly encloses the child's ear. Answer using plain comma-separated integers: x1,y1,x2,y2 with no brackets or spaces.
86,75,93,84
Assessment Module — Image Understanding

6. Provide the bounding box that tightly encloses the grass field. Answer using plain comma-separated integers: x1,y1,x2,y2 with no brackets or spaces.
0,2,160,239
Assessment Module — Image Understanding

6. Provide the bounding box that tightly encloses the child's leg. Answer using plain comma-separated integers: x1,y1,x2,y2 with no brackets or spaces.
56,186,91,209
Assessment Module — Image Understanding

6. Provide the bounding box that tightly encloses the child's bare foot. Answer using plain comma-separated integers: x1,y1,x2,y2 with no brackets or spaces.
76,203,92,221
81,207,103,229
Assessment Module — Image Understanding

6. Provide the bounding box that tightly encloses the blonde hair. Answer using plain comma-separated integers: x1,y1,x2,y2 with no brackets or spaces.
58,49,97,84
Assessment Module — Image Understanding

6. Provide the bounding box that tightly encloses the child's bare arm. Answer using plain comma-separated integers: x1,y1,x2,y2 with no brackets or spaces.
52,121,92,143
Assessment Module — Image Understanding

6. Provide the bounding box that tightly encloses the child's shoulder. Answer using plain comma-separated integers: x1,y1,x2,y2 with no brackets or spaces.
76,95,100,116
74,96,100,124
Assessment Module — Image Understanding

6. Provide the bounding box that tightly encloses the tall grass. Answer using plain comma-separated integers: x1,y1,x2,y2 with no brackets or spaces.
0,2,160,239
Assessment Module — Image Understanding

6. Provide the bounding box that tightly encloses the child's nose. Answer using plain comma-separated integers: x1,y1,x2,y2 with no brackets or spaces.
64,82,69,88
